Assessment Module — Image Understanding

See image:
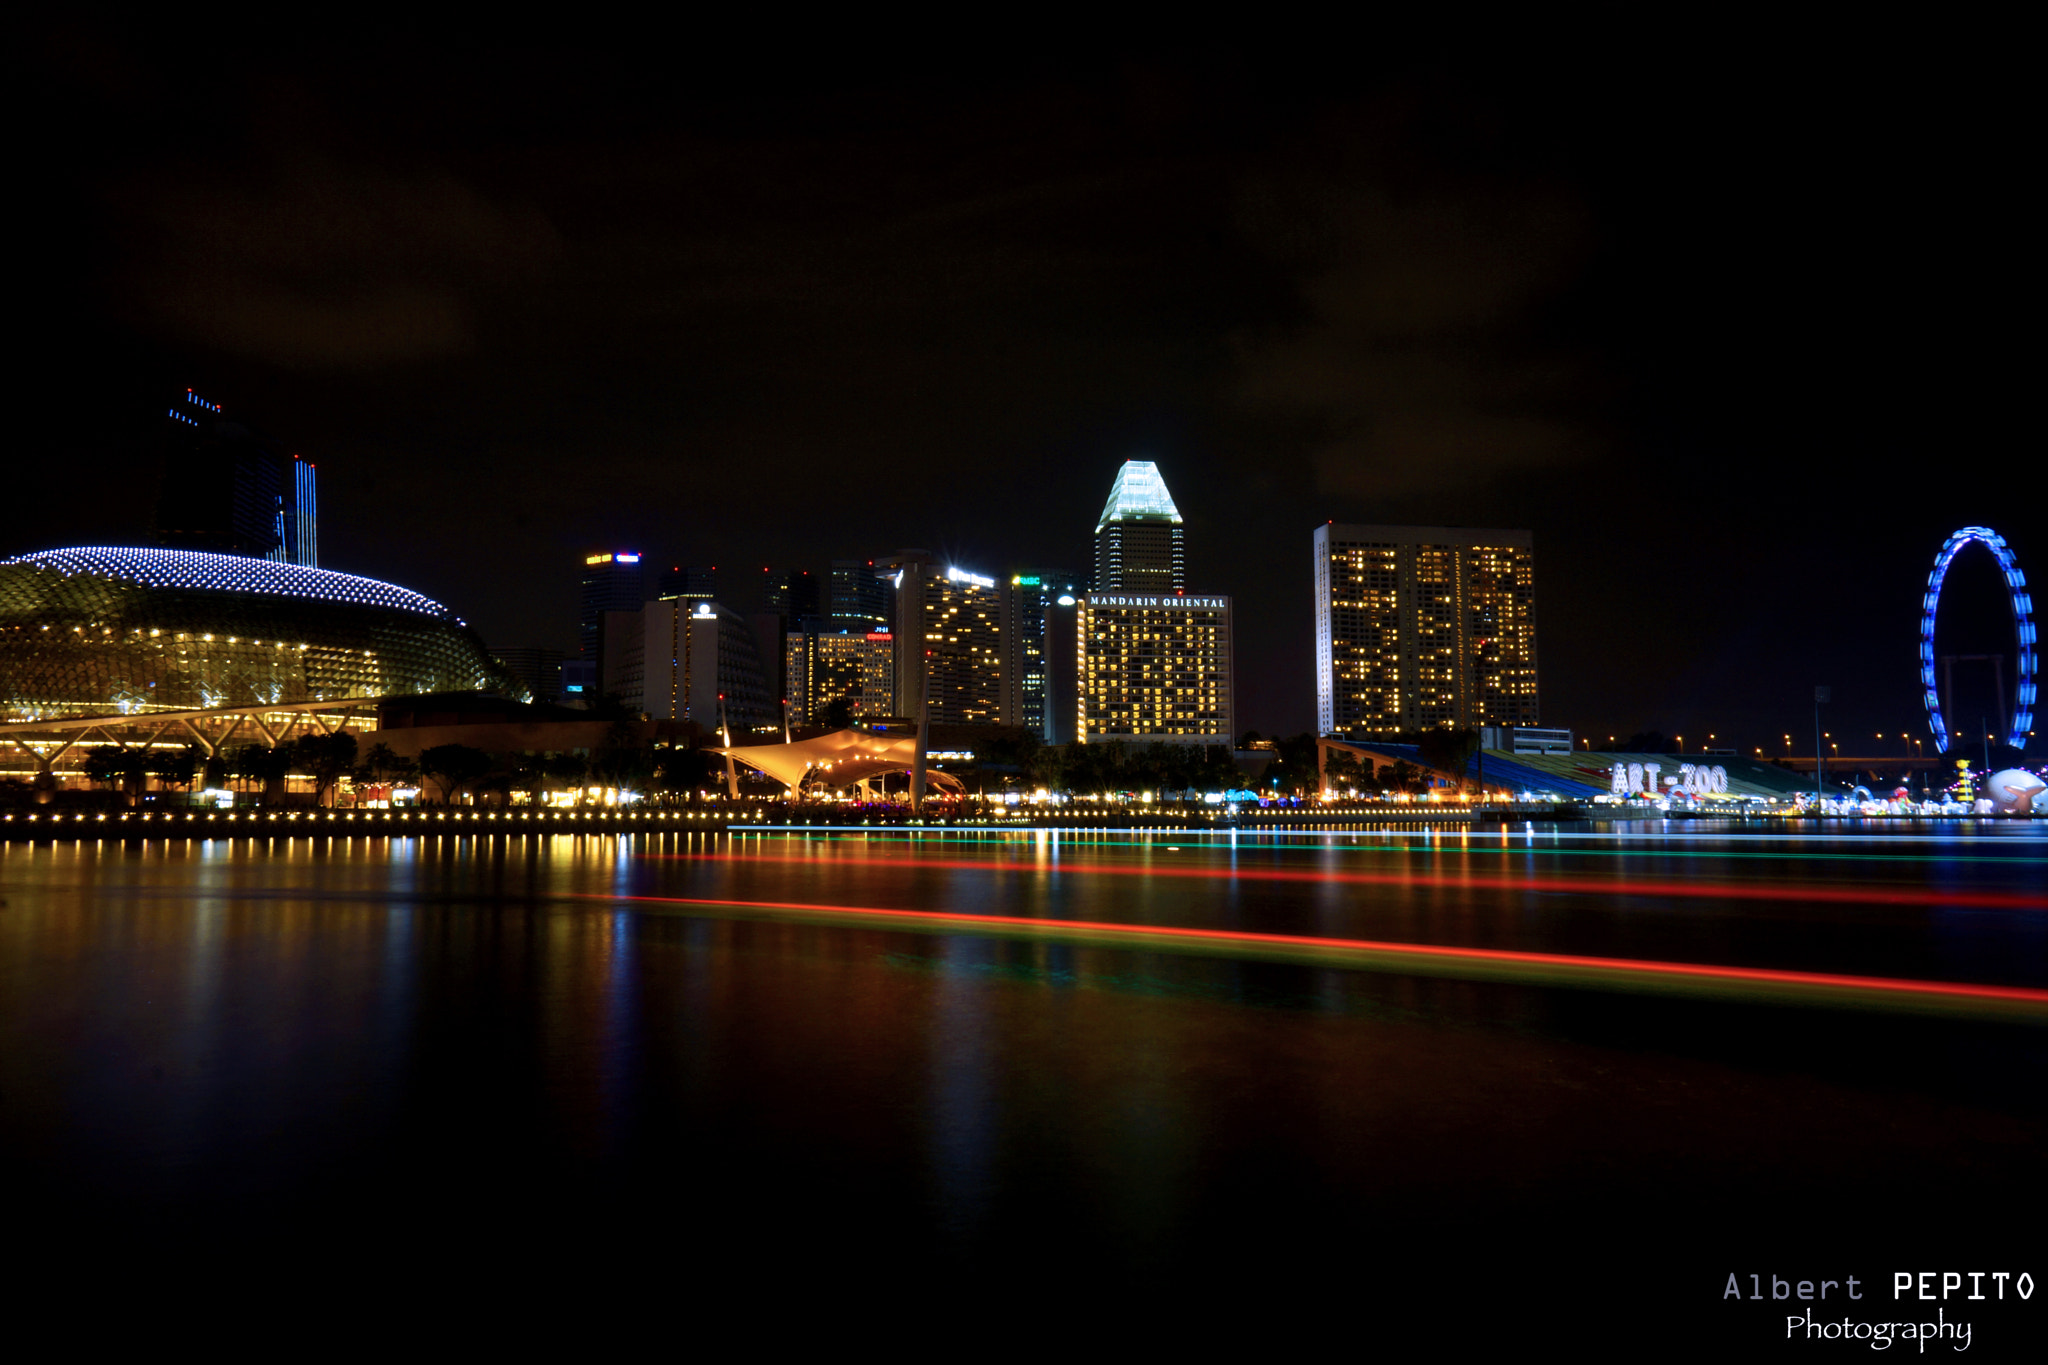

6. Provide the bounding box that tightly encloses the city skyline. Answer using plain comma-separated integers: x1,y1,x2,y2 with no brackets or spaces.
9,31,2034,752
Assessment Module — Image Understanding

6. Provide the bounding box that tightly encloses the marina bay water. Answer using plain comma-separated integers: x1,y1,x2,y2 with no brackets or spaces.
3,823,2042,1337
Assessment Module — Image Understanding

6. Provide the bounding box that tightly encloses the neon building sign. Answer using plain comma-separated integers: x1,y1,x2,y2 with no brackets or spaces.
1919,526,2036,752
1611,762,1727,797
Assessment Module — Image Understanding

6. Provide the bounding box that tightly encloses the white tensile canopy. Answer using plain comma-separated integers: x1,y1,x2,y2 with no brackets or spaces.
708,728,966,794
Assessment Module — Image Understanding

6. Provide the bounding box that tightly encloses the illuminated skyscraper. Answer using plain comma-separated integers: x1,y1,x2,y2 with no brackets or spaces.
158,387,317,567
828,559,893,632
1314,524,1538,736
887,553,1014,726
1077,592,1234,743
787,629,896,723
1093,460,1185,593
1009,569,1081,741
579,550,644,692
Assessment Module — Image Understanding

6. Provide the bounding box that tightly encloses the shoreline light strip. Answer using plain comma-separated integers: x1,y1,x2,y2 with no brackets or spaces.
656,850,2048,912
573,891,2048,1018
741,823,2048,848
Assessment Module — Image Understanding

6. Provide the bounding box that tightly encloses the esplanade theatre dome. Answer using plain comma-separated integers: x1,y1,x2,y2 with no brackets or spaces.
0,547,522,719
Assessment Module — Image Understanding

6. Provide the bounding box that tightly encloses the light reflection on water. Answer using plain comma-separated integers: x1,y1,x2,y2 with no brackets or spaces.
0,826,2042,1317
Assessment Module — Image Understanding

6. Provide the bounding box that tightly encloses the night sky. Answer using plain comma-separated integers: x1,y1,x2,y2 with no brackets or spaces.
15,23,2036,752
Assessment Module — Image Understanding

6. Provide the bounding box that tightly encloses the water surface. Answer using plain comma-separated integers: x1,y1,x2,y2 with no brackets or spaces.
4,825,2042,1342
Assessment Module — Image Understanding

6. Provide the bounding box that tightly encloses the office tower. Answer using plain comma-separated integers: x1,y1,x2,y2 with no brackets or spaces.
1094,460,1185,593
1044,591,1083,745
560,658,597,700
886,552,1013,726
157,387,318,566
1009,569,1082,741
1314,524,1538,736
495,647,566,705
759,567,822,626
277,452,317,569
630,599,776,734
602,608,647,709
787,629,896,723
1077,592,1234,744
828,559,894,632
579,550,644,690
657,565,718,602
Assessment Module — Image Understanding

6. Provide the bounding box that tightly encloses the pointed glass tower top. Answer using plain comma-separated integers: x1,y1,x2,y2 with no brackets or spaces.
1096,460,1183,530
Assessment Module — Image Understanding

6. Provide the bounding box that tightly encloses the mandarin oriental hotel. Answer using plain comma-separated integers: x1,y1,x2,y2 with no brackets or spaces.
1077,592,1233,744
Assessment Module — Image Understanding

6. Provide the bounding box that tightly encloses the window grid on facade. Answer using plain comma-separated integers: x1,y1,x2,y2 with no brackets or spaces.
1314,525,1537,737
1078,594,1233,743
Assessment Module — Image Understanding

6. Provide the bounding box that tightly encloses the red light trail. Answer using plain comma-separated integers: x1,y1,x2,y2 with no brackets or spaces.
570,891,2048,1018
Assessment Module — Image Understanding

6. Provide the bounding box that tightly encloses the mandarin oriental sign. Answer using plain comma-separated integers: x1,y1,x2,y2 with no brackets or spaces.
1088,594,1228,609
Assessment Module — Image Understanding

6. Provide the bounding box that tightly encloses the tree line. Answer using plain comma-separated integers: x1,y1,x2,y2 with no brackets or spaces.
66,720,1485,808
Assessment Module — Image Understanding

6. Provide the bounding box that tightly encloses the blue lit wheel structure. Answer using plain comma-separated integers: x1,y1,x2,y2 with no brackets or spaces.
1919,526,2037,753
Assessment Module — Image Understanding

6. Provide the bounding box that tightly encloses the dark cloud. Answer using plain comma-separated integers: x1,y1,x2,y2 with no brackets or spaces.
106,157,556,368
1235,155,1599,500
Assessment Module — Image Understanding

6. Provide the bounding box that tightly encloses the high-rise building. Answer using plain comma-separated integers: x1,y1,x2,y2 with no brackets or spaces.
579,550,644,691
657,565,718,602
626,598,776,734
278,451,317,570
495,647,566,705
758,566,822,626
158,387,318,567
1077,592,1234,744
787,630,896,723
828,559,894,632
1009,569,1082,741
1314,524,1538,736
1044,591,1083,746
1094,460,1185,593
887,553,1014,726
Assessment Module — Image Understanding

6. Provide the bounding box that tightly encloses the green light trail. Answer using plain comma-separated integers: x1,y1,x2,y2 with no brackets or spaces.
732,826,2048,867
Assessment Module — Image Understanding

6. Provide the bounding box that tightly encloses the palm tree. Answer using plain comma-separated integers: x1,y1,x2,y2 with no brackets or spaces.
419,744,493,805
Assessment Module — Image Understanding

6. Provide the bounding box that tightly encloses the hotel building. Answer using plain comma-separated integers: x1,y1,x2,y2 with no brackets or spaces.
618,598,776,734
888,554,1014,726
1314,524,1538,736
787,629,896,723
1077,592,1234,744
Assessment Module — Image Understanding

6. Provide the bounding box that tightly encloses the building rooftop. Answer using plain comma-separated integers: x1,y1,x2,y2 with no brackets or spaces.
1,546,460,624
1097,460,1183,529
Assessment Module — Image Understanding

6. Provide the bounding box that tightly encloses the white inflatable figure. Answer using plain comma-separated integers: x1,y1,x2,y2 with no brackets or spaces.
1986,769,2045,815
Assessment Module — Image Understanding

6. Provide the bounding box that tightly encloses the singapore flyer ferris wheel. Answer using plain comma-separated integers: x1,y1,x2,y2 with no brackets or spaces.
1919,526,2037,753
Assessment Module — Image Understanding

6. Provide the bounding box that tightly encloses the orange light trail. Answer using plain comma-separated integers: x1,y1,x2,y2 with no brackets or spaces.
571,891,2048,1018
648,850,2048,912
